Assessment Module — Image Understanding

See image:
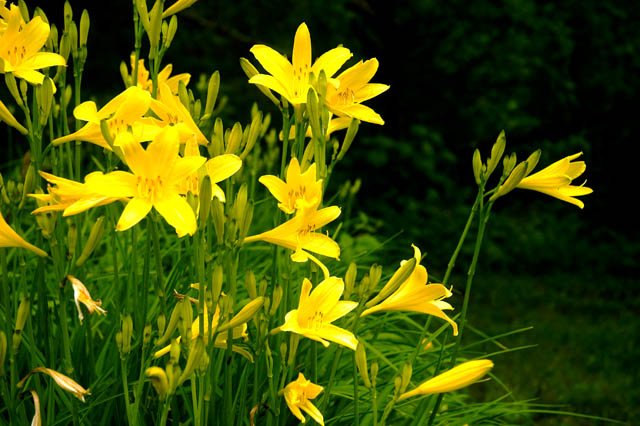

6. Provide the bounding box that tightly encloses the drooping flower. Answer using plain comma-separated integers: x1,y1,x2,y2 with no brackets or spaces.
398,359,494,401
0,4,66,85
66,275,106,323
52,86,160,150
324,59,389,125
0,98,27,134
85,127,205,236
128,54,190,94
516,152,593,208
259,157,322,214
163,0,199,18
279,276,358,350
360,245,458,336
282,372,325,425
243,205,341,261
0,210,47,257
149,82,207,144
29,390,41,426
249,22,352,105
17,367,90,402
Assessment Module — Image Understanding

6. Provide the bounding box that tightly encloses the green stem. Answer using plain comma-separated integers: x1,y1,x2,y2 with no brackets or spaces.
121,358,135,425
279,106,291,179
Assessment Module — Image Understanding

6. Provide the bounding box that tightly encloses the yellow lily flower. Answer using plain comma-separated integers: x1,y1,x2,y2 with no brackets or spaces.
249,22,352,105
0,209,47,257
361,245,458,336
325,59,389,125
243,205,341,261
128,54,190,94
153,298,252,361
66,275,106,323
85,127,205,236
280,276,358,350
0,4,66,85
259,157,323,214
0,98,27,134
282,372,325,425
398,359,494,401
163,0,199,18
149,82,207,144
516,152,593,209
52,86,160,150
18,367,90,402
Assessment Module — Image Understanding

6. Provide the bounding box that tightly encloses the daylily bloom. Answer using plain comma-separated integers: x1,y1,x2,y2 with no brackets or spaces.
516,152,593,208
243,205,341,261
249,22,352,105
398,359,494,401
66,275,106,323
0,98,27,134
259,157,323,214
282,372,325,425
0,4,66,85
153,298,252,361
361,245,458,336
163,0,199,18
128,54,190,94
85,127,205,236
325,59,389,125
52,86,160,150
0,210,47,257
149,82,207,144
279,276,358,350
17,367,90,402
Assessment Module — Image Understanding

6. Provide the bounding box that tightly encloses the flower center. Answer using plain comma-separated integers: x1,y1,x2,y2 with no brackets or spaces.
292,63,309,98
335,88,355,106
308,311,324,330
137,175,163,203
5,44,27,65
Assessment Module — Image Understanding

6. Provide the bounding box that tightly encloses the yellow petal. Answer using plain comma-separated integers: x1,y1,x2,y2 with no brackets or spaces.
116,198,153,232
206,154,242,183
154,192,197,237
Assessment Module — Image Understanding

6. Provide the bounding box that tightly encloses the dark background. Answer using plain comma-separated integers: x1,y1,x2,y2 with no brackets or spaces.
8,0,640,423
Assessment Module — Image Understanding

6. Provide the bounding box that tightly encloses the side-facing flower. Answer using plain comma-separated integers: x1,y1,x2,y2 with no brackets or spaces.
361,245,458,336
0,98,27,134
0,210,47,257
149,82,207,144
0,4,66,85
280,276,358,350
17,367,90,402
282,372,325,425
243,205,341,261
85,127,205,236
259,157,322,214
66,275,106,323
325,58,389,125
128,54,190,94
398,359,494,401
249,22,352,105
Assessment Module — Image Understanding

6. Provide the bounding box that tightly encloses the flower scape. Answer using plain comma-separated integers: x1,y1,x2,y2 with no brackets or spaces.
0,2,595,426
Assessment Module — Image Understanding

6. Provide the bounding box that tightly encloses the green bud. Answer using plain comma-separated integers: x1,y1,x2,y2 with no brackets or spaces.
169,339,180,364
166,16,178,48
490,160,529,202
371,360,379,386
178,336,205,385
178,80,190,111
100,120,115,148
19,79,28,102
394,374,403,397
279,342,287,360
316,70,328,104
76,216,105,266
344,262,357,299
233,183,248,224
502,152,517,178
19,163,36,209
259,279,268,297
368,264,382,292
269,286,282,316
5,74,22,106
306,88,321,140
337,118,359,161
212,198,225,245
240,200,253,242
198,175,211,229
143,323,153,347
13,296,30,352
486,130,506,178
156,298,188,346
225,122,243,155
79,10,90,48
0,331,7,376
211,264,223,305
136,0,150,34
524,149,541,175
121,314,133,356
66,222,77,257
34,7,47,24
178,297,193,347
472,148,483,185
245,271,257,299
218,297,264,333
355,342,371,388
69,21,78,55
148,0,163,58
400,361,412,393
157,312,166,336
209,118,224,157
239,57,280,105
60,32,71,62
120,61,131,87
204,71,220,117
49,24,59,52
18,0,29,21
241,111,262,160
63,1,72,28
37,78,55,127
146,366,169,400
365,258,416,308
115,331,123,352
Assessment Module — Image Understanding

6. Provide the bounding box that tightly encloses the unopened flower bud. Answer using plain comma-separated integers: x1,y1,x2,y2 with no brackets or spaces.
166,16,178,48
368,264,382,292
306,88,321,140
66,221,77,256
120,314,133,356
364,258,416,309
5,74,22,106
0,331,7,376
472,148,483,185
68,22,78,56
156,298,188,346
225,122,243,155
371,360,379,386
147,0,163,58
241,111,262,160
212,198,225,245
355,342,371,388
344,262,357,299
19,164,36,209
76,216,105,266
99,119,114,148
269,286,282,316
204,71,220,117
245,271,257,299
143,323,153,347
79,10,90,48
146,366,169,399
240,57,279,105
218,297,264,333
486,130,506,179
211,264,223,304
178,336,205,385
337,118,359,161
157,312,166,336
400,361,413,393
13,296,30,352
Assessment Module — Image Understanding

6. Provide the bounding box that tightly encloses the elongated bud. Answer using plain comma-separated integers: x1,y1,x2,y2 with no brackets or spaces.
79,10,90,48
66,221,77,256
178,336,205,385
317,70,328,103
371,360,379,386
240,57,280,105
18,0,29,21
143,323,153,347
394,374,403,397
225,122,243,155
209,118,224,157
502,152,517,178
219,297,264,332
76,216,105,266
13,296,30,352
60,32,71,62
212,198,225,244
233,183,248,224
486,130,506,179
146,366,169,400
156,298,188,346
472,148,483,185
211,264,223,304
368,264,382,293
38,78,55,127
241,111,262,160
119,61,131,87
307,88,321,140
121,314,133,356
63,1,73,28
178,297,193,346
337,118,359,161
269,286,282,316
69,22,78,56
344,262,357,299
364,258,416,309
148,0,163,58
5,74,22,106
136,0,150,33
169,339,180,364
50,24,59,52
100,119,115,148
204,71,220,117
0,331,6,376
19,164,36,209
157,312,166,336
524,149,541,175
199,175,211,229
245,271,257,299
164,16,178,48
400,361,412,393
240,200,253,242
490,160,528,202
355,342,371,388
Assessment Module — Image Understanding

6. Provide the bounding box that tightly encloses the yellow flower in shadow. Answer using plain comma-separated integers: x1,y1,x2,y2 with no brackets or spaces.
259,157,323,214
18,367,90,402
0,209,47,257
280,276,358,351
360,245,458,336
66,275,106,323
128,54,190,94
398,359,494,401
282,372,325,425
